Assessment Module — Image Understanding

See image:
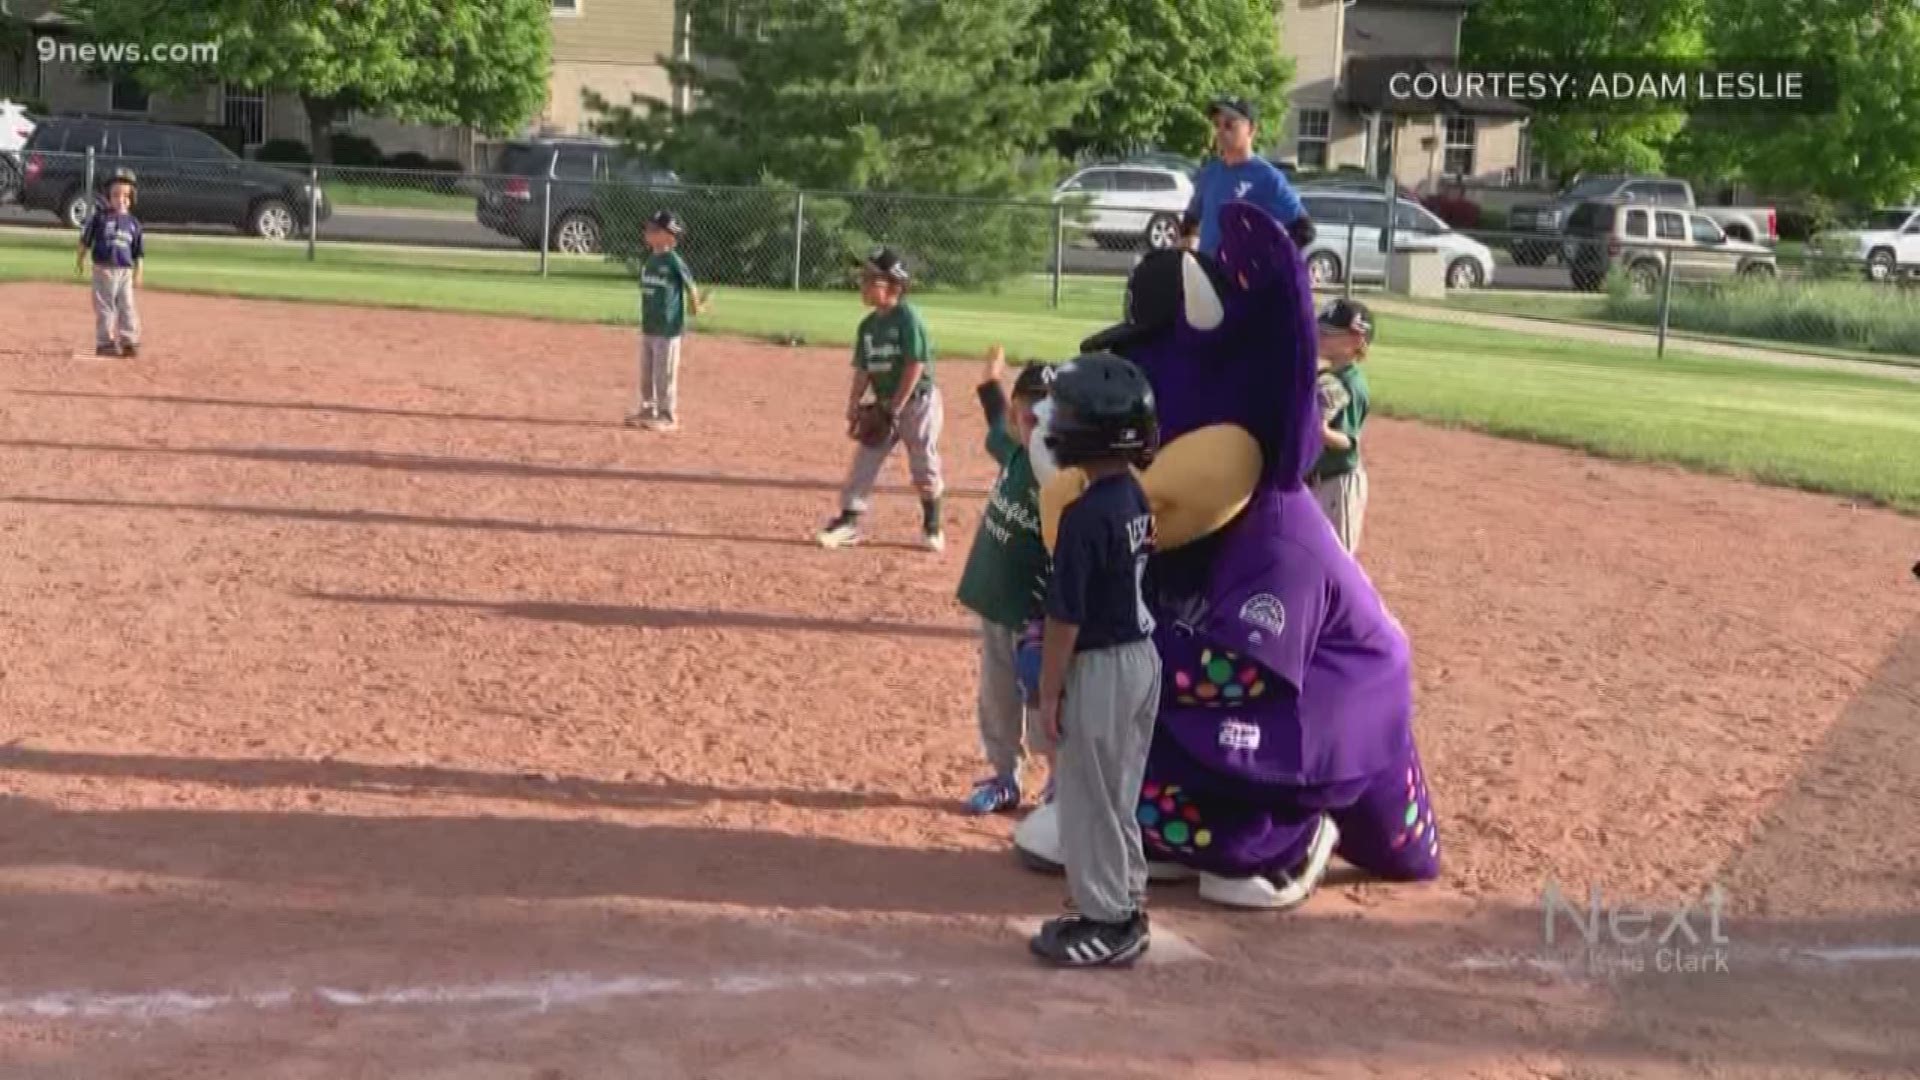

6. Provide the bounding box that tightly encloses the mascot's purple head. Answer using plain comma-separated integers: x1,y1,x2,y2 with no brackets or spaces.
1081,202,1323,491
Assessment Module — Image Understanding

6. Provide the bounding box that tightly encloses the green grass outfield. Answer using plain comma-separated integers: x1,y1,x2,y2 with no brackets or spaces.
5,230,1918,512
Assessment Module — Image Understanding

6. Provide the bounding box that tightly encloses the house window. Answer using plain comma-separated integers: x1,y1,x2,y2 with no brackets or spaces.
222,85,268,149
552,0,582,15
1295,109,1330,170
109,76,149,114
1443,116,1476,177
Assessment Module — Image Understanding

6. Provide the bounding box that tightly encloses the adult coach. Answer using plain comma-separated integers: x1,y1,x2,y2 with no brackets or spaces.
1182,96,1316,255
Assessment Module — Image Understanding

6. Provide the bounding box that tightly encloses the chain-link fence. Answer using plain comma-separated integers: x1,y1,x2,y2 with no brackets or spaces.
14,146,1917,362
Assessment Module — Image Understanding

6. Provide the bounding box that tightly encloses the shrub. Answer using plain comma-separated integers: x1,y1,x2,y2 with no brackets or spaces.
1603,275,1920,357
328,133,385,168
1421,191,1482,229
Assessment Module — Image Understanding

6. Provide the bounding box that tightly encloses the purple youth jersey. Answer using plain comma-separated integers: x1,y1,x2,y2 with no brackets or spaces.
81,210,144,268
1155,485,1412,787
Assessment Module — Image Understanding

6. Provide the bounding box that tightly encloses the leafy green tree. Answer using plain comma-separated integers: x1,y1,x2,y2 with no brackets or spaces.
1462,0,1705,180
1693,0,1920,206
1038,0,1292,160
590,0,1086,288
62,0,550,162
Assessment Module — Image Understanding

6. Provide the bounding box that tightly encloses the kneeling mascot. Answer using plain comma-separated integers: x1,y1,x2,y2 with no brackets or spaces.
1013,202,1441,909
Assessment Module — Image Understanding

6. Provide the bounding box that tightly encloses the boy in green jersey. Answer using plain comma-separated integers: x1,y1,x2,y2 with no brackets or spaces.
816,248,947,551
956,346,1057,813
628,210,707,432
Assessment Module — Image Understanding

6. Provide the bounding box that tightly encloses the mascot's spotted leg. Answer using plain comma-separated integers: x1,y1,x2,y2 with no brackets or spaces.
1014,200,1441,910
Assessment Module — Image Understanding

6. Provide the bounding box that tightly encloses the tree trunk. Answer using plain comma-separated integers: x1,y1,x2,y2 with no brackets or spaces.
303,94,338,165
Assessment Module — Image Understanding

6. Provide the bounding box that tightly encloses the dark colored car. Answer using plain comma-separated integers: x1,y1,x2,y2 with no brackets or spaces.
475,137,678,254
19,116,329,238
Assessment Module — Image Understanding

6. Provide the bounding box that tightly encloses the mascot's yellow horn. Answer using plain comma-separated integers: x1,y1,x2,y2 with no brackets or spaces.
1039,424,1262,553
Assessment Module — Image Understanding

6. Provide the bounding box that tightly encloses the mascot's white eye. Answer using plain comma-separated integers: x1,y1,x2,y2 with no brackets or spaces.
1029,397,1059,485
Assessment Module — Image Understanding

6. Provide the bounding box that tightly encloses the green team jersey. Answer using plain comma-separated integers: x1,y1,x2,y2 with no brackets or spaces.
640,250,697,337
852,303,934,400
956,383,1050,629
1313,363,1370,479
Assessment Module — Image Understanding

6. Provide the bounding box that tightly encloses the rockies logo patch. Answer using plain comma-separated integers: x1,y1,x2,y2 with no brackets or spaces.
1238,593,1286,636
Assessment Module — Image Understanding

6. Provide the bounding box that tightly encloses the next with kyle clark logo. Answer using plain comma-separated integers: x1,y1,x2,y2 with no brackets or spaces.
1540,880,1733,975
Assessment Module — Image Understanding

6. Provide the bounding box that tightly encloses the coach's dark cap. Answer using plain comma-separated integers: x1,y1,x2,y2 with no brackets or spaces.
1207,96,1258,124
1318,298,1375,342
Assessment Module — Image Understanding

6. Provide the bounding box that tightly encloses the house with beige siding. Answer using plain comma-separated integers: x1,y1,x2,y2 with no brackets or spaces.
1273,0,1544,194
1,0,683,169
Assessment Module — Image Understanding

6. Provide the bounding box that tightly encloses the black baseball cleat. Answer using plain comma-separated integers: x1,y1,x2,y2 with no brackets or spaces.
815,511,862,549
94,345,119,358
119,342,139,358
1029,910,1150,968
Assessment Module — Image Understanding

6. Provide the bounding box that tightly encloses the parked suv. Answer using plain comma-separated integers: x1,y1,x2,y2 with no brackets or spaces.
1053,163,1194,251
1561,200,1777,293
476,137,679,254
19,116,328,238
1297,190,1497,289
1509,175,1775,265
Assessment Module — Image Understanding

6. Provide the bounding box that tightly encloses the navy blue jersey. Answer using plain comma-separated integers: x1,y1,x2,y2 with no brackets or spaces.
1046,471,1156,652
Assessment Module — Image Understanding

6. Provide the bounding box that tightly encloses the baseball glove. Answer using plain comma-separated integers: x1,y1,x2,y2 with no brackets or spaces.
849,401,896,447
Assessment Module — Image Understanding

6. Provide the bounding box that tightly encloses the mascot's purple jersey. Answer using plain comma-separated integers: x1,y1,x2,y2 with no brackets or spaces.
1101,202,1435,880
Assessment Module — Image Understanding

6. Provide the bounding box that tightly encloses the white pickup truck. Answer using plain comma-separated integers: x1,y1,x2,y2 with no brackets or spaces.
1506,175,1777,265
1810,208,1920,281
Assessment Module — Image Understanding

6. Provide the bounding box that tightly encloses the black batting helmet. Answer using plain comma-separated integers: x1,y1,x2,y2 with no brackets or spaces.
647,209,685,236
1043,351,1158,467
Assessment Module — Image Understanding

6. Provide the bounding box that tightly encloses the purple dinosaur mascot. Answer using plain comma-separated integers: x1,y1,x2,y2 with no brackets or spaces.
1012,202,1440,909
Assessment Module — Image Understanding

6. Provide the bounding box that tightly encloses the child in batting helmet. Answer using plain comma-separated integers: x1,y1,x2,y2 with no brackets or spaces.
1040,351,1159,469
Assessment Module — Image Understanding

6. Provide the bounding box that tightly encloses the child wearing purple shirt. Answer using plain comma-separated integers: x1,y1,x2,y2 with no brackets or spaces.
76,170,144,358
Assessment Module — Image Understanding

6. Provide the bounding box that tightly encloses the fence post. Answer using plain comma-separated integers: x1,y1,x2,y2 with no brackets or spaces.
83,146,95,215
1342,212,1356,301
791,191,805,292
1051,204,1065,310
1379,172,1397,293
1656,249,1675,358
539,179,552,277
307,165,318,262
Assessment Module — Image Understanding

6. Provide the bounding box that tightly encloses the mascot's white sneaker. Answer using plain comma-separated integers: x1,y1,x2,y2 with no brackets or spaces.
1198,815,1341,911
1014,801,1204,883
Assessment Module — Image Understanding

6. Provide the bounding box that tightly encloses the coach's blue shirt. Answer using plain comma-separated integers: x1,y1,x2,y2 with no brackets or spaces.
1184,158,1304,256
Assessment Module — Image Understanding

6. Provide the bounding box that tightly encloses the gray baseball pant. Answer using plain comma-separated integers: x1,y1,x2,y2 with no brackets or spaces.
840,385,944,512
1056,638,1162,924
92,267,140,350
638,334,683,419
1312,465,1368,554
977,618,1050,779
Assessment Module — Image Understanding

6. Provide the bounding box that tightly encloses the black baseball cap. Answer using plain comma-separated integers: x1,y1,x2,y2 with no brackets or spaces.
646,209,684,235
861,247,911,284
1207,96,1258,124
1317,298,1375,342
1011,362,1056,400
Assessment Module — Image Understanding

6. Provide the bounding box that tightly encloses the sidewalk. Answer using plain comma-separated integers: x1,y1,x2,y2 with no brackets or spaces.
1368,298,1920,384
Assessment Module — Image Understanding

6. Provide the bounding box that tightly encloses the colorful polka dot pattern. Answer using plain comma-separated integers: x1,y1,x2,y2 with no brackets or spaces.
1387,756,1439,863
1138,781,1214,857
1173,648,1269,707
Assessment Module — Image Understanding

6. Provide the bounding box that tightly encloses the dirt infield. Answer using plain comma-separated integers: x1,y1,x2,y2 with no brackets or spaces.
2,282,1917,1079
